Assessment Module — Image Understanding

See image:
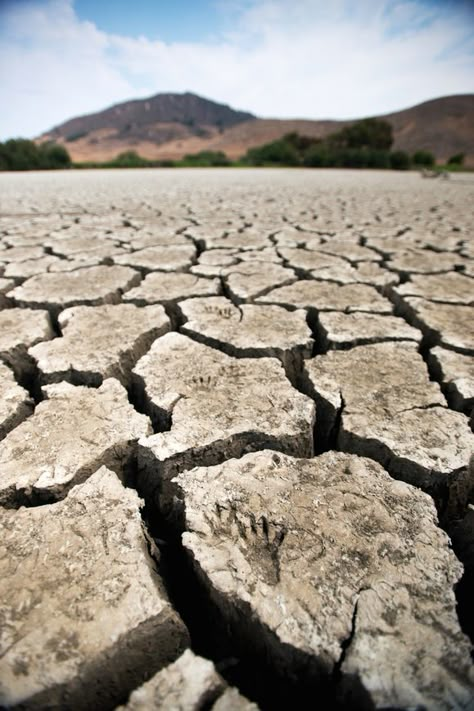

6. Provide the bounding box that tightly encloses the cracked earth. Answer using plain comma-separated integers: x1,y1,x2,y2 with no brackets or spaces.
0,168,473,710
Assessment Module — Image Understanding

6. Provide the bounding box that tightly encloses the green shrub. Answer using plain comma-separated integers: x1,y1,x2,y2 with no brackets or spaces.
108,151,151,168
243,139,300,166
304,145,390,169
181,150,231,166
39,142,72,168
242,119,394,168
1,138,41,170
0,144,9,171
283,132,320,152
390,150,411,170
156,159,176,167
447,153,464,166
412,150,435,167
366,149,391,168
303,143,332,167
329,118,393,151
0,138,71,170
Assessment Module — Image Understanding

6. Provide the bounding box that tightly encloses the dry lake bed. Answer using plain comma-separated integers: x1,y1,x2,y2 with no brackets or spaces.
0,168,473,710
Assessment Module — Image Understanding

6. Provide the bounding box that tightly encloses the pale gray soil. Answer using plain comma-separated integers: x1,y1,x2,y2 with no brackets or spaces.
0,168,473,710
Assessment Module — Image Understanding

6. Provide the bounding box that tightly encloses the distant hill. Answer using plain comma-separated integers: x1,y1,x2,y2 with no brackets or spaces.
382,95,474,163
39,93,474,165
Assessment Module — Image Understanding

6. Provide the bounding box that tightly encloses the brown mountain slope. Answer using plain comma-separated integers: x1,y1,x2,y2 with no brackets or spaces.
382,95,474,162
42,92,255,143
40,94,474,165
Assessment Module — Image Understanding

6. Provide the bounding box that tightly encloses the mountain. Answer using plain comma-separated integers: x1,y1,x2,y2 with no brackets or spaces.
382,95,474,162
39,93,474,165
40,93,255,158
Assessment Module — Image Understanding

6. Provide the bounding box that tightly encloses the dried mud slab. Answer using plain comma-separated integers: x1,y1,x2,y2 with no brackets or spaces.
201,232,272,251
273,229,311,248
238,247,282,264
387,248,469,276
314,241,381,263
312,262,398,288
398,297,473,354
118,649,226,710
317,311,421,349
114,244,196,272
222,262,296,302
304,342,474,516
47,254,115,272
0,467,189,710
348,263,398,288
460,241,474,259
2,255,65,280
279,248,347,274
393,272,473,306
363,232,458,253
45,234,122,256
127,231,191,250
429,346,474,416
8,265,141,316
29,303,170,387
52,244,129,262
280,249,393,287
191,264,232,278
179,296,313,376
173,450,474,711
212,689,259,710
0,245,45,263
0,307,53,379
0,361,33,440
0,378,151,507
134,333,314,497
258,280,392,314
196,248,238,267
123,272,221,307
2,228,59,249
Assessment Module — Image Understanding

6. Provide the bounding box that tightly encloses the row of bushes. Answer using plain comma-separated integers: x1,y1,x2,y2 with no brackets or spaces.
0,142,232,171
86,147,466,170
241,120,468,169
72,150,232,169
92,120,466,170
0,139,71,170
0,133,467,171
243,140,464,170
240,120,464,169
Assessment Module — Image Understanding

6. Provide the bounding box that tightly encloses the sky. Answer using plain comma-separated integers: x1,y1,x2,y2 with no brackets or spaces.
0,0,473,140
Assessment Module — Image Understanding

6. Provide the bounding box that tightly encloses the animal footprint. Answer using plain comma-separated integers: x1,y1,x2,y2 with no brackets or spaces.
213,503,286,586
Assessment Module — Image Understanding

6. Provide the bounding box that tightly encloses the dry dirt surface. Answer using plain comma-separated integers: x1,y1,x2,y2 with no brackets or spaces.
0,168,473,710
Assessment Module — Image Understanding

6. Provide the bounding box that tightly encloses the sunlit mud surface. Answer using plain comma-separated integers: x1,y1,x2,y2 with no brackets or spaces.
1,168,473,710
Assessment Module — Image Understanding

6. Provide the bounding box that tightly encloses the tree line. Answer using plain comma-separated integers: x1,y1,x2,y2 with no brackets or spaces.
0,139,71,170
242,119,462,169
0,123,466,171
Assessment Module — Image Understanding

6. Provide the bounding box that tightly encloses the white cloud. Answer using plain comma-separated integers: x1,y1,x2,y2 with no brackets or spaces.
0,0,473,139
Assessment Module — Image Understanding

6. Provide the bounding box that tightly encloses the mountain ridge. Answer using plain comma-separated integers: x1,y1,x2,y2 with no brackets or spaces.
39,92,474,165
44,92,255,142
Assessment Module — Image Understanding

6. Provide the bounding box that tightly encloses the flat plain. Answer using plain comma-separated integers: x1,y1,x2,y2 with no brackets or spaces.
0,168,473,710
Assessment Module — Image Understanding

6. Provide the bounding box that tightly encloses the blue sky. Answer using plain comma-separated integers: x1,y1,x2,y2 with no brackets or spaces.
0,0,473,139
74,0,228,43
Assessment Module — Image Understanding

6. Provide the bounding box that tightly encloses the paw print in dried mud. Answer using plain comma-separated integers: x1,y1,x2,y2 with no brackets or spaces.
210,501,287,586
203,304,235,319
